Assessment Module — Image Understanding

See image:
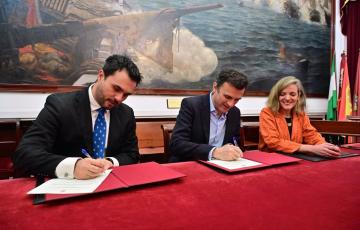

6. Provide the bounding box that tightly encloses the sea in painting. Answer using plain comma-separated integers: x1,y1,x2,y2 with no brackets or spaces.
134,0,331,94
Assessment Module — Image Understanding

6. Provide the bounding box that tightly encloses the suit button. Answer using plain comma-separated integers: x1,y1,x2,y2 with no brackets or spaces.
64,172,69,178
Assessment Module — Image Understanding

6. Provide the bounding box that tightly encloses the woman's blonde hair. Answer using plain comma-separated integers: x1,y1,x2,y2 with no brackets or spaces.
266,76,306,114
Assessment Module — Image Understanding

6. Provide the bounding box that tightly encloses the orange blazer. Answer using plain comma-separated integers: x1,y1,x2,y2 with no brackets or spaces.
259,107,325,153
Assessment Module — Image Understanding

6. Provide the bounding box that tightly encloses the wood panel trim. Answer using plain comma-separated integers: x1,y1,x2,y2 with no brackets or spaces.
310,120,360,136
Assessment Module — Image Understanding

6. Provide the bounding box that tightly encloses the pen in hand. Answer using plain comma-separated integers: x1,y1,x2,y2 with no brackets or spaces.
76,149,108,179
232,137,244,159
81,148,92,158
233,137,239,147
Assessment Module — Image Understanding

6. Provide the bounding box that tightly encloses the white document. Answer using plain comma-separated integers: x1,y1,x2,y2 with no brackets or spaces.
209,158,262,170
27,170,112,194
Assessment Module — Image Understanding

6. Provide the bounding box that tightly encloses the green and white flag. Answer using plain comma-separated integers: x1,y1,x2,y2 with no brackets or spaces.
326,54,337,120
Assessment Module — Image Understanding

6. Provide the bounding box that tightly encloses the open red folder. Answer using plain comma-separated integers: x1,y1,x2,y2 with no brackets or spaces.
199,150,301,172
33,162,185,204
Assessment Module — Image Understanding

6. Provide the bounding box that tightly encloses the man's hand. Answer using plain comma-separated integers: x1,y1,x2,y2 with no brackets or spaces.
74,158,113,179
212,144,243,161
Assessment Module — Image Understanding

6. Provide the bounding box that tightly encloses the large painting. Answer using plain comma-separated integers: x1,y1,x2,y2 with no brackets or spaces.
0,0,331,96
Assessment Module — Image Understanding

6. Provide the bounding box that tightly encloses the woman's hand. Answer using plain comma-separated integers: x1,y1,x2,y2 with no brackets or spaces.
299,143,341,157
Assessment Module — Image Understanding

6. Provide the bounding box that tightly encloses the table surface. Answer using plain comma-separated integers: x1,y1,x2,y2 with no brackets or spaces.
1,152,360,230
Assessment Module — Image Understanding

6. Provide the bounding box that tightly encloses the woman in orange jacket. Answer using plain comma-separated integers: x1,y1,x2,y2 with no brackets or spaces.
259,76,340,157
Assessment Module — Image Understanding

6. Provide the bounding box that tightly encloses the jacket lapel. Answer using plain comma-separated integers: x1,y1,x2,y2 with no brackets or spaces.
75,88,93,155
107,108,121,152
201,94,211,143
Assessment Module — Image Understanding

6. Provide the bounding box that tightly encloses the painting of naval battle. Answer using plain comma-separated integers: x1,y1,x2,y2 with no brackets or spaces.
0,0,331,95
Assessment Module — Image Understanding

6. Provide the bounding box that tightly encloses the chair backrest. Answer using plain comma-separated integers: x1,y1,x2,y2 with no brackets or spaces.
136,121,176,163
135,121,166,163
310,120,360,136
240,122,259,150
161,123,175,161
136,121,165,149
0,119,21,179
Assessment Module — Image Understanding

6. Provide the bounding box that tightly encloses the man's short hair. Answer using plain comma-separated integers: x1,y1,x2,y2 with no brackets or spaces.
216,69,248,90
103,55,143,85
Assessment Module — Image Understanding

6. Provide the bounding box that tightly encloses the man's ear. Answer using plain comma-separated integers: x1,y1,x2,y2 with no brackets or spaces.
97,69,105,82
212,82,218,93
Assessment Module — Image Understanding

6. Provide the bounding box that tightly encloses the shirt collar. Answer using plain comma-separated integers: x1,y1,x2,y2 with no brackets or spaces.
209,93,216,113
88,84,102,112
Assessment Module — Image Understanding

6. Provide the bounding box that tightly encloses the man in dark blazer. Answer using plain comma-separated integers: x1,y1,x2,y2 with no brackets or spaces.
12,55,142,179
169,69,248,162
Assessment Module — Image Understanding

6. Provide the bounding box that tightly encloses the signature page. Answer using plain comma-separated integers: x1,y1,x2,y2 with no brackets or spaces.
208,158,262,170
28,170,112,194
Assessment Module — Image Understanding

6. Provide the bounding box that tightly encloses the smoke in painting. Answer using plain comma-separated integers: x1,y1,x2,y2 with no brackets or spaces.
0,0,331,95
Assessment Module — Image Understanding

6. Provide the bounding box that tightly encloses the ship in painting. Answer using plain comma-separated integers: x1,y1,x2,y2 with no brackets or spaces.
0,0,222,85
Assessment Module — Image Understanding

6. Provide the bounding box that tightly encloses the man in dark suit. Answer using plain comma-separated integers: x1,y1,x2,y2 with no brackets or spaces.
12,55,143,179
169,69,248,162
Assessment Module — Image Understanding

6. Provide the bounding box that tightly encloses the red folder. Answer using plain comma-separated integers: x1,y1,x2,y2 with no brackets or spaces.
199,150,301,172
33,162,185,204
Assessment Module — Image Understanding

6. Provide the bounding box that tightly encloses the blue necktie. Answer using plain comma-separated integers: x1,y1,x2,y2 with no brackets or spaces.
93,108,106,158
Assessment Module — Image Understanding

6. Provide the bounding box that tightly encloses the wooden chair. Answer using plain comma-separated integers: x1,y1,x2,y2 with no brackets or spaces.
240,122,259,150
136,121,166,163
0,119,21,179
161,123,175,162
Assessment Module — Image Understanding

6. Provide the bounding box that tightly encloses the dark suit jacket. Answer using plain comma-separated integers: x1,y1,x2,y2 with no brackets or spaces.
169,94,241,162
12,88,139,177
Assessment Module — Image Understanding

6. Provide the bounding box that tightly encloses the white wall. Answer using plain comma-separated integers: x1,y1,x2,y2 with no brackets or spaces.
0,92,327,119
